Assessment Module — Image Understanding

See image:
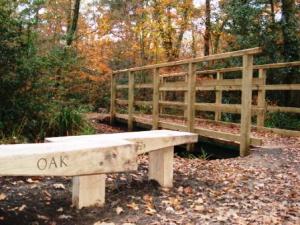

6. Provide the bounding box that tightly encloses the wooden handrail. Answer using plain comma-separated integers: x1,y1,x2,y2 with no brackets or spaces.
110,47,300,157
113,47,262,74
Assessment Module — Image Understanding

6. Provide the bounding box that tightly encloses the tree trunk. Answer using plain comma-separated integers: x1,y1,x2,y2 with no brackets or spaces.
281,0,300,106
204,0,211,56
66,0,81,46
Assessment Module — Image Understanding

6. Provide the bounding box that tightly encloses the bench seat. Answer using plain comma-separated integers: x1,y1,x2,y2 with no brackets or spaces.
0,130,198,208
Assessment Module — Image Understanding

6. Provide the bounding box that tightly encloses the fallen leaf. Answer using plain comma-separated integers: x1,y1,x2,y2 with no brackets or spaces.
166,206,175,214
58,214,72,220
0,193,6,201
94,222,115,225
145,206,156,215
183,186,193,195
116,206,124,215
37,214,49,220
18,204,26,211
194,205,205,212
53,183,65,190
127,202,139,210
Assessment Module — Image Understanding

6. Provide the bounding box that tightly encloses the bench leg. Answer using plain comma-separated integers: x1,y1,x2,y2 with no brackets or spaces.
148,146,174,188
72,174,106,209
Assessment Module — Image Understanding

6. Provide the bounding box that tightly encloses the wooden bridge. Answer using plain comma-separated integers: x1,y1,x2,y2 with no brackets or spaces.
110,47,300,156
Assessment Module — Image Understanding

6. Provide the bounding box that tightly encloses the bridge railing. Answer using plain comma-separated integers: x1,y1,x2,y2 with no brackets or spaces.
110,47,300,156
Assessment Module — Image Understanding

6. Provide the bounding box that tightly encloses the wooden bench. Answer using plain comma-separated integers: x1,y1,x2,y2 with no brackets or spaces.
0,130,197,208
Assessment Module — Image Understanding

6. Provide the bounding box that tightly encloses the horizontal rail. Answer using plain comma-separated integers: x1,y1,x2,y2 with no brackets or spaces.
195,103,261,114
116,99,128,105
195,61,300,75
254,61,300,69
264,84,300,90
135,101,152,106
113,47,262,74
159,101,187,108
197,78,263,86
135,83,153,88
160,72,187,78
160,82,188,91
197,67,243,75
116,84,128,89
267,106,300,113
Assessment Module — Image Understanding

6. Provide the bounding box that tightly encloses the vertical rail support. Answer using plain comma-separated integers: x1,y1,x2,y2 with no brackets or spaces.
110,73,116,125
184,73,188,118
240,54,254,157
160,76,165,115
149,147,174,187
186,63,196,151
152,67,159,129
215,72,223,121
257,69,266,127
128,71,134,131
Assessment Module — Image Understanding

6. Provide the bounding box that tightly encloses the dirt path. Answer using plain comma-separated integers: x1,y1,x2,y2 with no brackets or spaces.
0,117,299,225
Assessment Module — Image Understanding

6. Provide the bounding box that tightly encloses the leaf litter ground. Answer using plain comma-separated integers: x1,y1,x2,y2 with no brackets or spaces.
0,114,299,225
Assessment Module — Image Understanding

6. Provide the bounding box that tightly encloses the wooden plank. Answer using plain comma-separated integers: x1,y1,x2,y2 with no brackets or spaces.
263,84,300,90
215,72,223,121
72,174,106,209
160,71,187,78
240,54,254,157
159,101,187,108
253,61,300,70
116,84,128,89
184,73,188,118
197,67,243,74
110,73,116,124
135,101,152,106
135,83,153,89
194,103,262,115
266,106,300,113
197,78,263,87
152,68,159,129
149,147,174,187
159,121,186,131
128,71,134,131
113,47,262,73
47,129,198,155
255,126,300,137
160,76,166,115
194,128,262,146
116,99,128,105
0,140,137,176
113,114,265,145
160,81,188,91
257,69,266,127
187,63,196,133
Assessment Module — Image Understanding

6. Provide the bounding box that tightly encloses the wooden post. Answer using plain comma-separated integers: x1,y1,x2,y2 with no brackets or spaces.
186,63,196,151
128,71,134,131
110,73,116,124
184,73,188,118
72,174,106,209
240,54,254,157
152,67,159,129
187,63,196,132
148,147,174,187
159,76,165,115
215,72,223,121
257,69,266,127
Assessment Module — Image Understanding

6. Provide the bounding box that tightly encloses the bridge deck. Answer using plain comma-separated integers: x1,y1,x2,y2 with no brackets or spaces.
113,113,300,148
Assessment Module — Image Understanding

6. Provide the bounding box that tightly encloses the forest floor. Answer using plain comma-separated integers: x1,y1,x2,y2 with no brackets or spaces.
0,114,299,225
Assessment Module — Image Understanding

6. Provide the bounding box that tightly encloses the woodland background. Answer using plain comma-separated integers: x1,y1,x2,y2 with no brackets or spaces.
0,0,299,142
